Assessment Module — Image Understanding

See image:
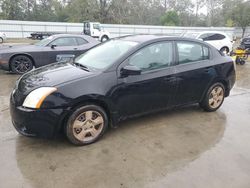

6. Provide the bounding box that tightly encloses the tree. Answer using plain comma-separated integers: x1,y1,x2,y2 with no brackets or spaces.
232,1,250,37
0,0,26,20
160,11,180,26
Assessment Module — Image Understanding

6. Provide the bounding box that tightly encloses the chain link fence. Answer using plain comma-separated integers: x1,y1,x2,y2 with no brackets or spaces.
0,19,247,39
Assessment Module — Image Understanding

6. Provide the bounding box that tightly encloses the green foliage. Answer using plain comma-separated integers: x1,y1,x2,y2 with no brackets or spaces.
160,11,180,26
232,1,250,37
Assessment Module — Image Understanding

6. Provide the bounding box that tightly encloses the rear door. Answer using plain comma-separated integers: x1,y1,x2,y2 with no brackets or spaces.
114,41,178,118
174,41,214,105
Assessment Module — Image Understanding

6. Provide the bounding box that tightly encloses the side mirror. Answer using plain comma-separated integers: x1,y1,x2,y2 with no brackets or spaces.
51,44,57,49
121,65,141,77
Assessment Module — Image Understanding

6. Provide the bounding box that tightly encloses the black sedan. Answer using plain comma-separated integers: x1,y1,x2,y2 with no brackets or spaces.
10,35,236,145
0,34,99,74
241,36,250,49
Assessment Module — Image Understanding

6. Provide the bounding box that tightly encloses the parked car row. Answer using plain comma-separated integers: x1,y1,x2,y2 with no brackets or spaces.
9,34,236,145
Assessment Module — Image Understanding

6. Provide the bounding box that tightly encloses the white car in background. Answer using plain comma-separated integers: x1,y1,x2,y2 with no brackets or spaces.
183,31,233,54
0,32,6,43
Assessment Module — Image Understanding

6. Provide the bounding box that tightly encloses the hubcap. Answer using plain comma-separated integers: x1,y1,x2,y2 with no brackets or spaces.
13,57,32,73
209,86,224,109
72,110,104,142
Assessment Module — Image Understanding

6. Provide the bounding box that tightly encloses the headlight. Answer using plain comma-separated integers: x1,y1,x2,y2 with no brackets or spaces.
23,87,57,109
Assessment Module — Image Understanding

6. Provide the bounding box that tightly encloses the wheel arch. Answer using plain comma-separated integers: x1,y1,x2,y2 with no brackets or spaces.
200,78,230,102
9,53,36,70
59,98,114,134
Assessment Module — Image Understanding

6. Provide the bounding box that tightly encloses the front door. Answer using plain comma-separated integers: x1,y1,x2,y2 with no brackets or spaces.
47,37,80,63
113,41,178,118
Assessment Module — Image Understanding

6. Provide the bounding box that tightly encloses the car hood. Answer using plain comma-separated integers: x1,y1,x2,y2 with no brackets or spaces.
0,44,43,53
18,62,96,94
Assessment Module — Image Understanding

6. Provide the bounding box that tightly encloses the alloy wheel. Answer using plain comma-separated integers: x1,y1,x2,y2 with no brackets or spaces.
72,110,104,142
208,86,224,109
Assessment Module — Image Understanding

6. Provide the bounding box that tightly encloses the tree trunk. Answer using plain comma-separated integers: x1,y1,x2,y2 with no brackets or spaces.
242,27,246,38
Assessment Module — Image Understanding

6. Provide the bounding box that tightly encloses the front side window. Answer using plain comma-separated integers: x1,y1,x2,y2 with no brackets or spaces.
129,42,173,72
177,42,209,64
50,37,78,46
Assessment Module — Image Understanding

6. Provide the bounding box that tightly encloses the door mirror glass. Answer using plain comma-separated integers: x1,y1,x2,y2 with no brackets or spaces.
121,65,141,77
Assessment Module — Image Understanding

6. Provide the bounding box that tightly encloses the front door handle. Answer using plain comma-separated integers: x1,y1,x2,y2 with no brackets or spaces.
204,67,213,73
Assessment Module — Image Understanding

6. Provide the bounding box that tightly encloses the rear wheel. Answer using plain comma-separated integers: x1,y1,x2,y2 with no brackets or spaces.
0,37,3,43
200,83,225,112
10,55,33,74
220,47,229,54
101,35,109,42
65,105,108,146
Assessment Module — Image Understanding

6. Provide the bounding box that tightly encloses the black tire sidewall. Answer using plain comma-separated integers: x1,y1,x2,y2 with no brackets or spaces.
220,47,229,54
101,36,108,42
10,55,33,74
65,105,108,146
0,37,3,43
200,83,225,112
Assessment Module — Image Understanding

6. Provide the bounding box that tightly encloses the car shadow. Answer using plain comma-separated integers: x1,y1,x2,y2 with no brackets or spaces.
14,104,227,188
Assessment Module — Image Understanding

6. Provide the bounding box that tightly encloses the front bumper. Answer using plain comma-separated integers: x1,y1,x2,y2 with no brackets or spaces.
10,95,69,138
0,59,9,71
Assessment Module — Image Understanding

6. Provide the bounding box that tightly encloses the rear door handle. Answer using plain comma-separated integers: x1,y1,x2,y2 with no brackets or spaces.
163,76,175,82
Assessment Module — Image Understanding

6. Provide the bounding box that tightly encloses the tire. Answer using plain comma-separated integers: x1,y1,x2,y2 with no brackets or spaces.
101,36,109,42
65,105,108,146
199,83,225,112
239,59,246,65
10,55,34,74
0,37,3,43
220,47,229,54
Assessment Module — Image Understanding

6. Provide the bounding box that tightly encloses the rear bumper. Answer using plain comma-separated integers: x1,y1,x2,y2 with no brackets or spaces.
10,96,69,138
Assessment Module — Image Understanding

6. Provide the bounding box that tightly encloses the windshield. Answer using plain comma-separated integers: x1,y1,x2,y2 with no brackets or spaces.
183,32,199,39
34,36,54,46
75,40,139,70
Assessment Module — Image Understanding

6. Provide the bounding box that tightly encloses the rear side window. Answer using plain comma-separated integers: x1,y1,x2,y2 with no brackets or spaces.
202,33,226,41
50,37,78,46
76,37,88,45
177,42,209,64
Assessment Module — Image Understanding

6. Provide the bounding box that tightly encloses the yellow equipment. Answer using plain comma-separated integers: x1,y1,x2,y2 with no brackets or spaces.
230,46,249,65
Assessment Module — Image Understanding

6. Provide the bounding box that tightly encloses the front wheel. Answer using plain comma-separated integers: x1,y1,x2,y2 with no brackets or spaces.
0,37,3,43
65,105,108,146
10,55,33,74
200,83,225,112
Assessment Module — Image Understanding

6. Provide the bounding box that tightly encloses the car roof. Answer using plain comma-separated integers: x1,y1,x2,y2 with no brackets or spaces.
116,34,209,44
52,34,87,38
118,34,179,43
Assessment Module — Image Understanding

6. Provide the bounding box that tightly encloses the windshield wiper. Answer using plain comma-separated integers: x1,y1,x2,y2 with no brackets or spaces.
73,62,90,72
